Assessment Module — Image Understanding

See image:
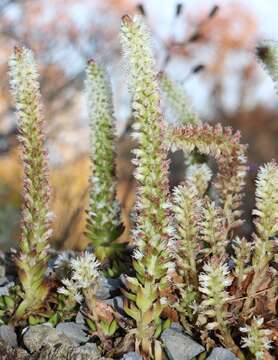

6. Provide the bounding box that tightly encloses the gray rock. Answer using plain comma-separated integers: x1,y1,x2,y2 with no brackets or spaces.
161,328,205,360
0,325,18,347
169,322,183,333
95,275,114,300
30,342,103,360
207,347,239,360
56,322,88,344
121,352,143,360
0,264,5,278
0,338,29,360
76,311,86,324
0,276,8,286
78,343,103,357
104,296,125,315
107,276,122,290
0,281,14,296
23,324,73,353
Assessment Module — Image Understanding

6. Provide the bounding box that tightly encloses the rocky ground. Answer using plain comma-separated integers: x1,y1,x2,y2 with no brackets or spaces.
0,251,239,360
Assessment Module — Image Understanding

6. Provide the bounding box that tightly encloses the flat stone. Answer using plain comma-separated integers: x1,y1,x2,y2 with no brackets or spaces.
0,339,29,360
0,265,5,278
207,347,239,360
104,296,125,315
121,352,143,360
0,281,14,296
56,322,89,344
95,275,114,300
169,322,183,333
23,324,73,353
161,328,205,360
78,343,102,357
29,342,104,360
0,325,18,347
0,276,8,286
107,277,122,290
75,311,85,325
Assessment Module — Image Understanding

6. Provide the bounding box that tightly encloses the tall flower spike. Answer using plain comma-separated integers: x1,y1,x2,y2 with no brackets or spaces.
172,184,201,328
9,47,53,318
199,261,243,357
121,15,174,359
256,40,278,92
158,72,200,125
85,60,124,272
243,161,278,314
200,199,228,258
232,237,252,294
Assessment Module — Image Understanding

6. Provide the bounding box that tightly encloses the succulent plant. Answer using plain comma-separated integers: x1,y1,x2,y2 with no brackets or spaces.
120,15,175,359
9,47,53,319
0,13,277,360
85,60,125,276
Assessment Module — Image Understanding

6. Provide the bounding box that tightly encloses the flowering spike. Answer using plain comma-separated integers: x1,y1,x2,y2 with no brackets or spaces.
243,161,278,314
232,237,252,293
256,41,278,92
240,317,272,360
253,161,278,241
169,123,248,231
121,15,174,358
9,47,53,318
158,72,200,126
172,184,201,326
200,199,227,258
199,261,243,356
186,163,212,196
85,60,124,272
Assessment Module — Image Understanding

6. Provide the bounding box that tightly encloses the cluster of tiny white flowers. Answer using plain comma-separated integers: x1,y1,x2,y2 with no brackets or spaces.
254,162,278,238
132,248,144,261
85,60,122,240
58,278,83,304
160,297,168,305
9,47,40,106
199,262,232,304
71,252,100,289
186,163,212,195
58,252,100,303
240,317,272,360
54,252,71,269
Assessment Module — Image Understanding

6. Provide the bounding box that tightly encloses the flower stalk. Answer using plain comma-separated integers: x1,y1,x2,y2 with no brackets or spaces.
243,162,278,315
240,317,272,360
121,15,175,359
9,47,53,319
199,261,244,358
169,123,248,231
85,60,125,275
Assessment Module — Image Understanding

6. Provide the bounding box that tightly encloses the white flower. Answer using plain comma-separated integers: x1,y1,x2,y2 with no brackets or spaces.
54,252,70,269
186,163,212,196
58,278,83,304
240,317,272,360
70,252,100,289
160,297,168,305
132,248,144,261
199,262,232,307
189,300,199,315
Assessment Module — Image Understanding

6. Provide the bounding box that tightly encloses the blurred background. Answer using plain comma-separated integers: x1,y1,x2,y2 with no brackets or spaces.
0,0,278,250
